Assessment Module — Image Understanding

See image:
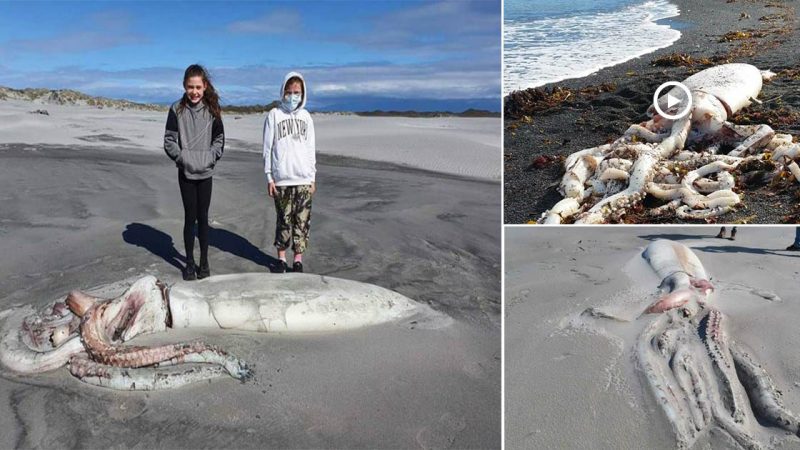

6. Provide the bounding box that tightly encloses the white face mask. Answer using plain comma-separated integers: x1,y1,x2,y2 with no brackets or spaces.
284,93,302,110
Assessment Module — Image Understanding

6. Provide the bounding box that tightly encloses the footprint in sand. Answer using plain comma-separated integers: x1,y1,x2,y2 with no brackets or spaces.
750,288,781,302
462,361,488,380
416,412,466,450
106,396,148,421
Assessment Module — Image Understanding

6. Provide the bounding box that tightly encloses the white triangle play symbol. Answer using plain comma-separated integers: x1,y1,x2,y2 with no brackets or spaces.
653,81,692,119
667,94,680,109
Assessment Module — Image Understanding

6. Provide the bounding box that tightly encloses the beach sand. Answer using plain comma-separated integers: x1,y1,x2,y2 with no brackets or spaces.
0,100,500,181
505,226,800,449
504,0,800,224
0,102,500,448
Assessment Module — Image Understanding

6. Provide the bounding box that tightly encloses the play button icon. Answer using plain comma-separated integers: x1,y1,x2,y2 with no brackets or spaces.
666,93,681,109
653,81,692,120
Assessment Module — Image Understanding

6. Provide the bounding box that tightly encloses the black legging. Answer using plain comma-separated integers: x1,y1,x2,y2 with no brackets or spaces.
178,171,212,265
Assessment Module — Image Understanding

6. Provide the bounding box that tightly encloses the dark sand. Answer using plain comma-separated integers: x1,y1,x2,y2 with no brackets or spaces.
504,0,800,224
0,143,500,448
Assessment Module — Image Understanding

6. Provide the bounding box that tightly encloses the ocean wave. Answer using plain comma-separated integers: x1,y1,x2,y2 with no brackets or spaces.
504,0,682,95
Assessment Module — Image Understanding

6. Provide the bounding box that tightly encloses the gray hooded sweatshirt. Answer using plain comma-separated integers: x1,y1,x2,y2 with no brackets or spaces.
164,99,225,180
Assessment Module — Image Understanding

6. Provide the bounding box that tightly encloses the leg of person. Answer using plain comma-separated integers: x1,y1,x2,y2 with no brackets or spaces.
178,171,198,280
273,186,293,272
730,226,737,241
196,176,213,279
789,227,800,251
290,185,313,273
716,227,726,239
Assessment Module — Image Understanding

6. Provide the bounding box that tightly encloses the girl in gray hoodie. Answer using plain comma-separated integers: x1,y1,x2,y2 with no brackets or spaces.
164,64,225,280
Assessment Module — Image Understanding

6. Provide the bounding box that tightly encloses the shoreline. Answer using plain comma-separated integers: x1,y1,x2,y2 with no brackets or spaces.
503,0,682,94
504,0,800,224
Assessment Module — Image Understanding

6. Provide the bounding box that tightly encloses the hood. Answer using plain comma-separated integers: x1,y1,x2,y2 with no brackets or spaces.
280,71,307,112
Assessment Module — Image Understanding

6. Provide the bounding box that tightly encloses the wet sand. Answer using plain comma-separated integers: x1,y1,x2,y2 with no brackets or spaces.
0,141,500,448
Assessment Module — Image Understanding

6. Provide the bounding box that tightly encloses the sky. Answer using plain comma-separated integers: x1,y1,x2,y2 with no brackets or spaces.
0,1,500,112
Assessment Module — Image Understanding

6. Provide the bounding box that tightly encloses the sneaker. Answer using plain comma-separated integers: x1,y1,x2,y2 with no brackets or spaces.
183,261,197,281
293,262,304,273
276,260,288,273
729,229,737,241
715,231,725,239
786,244,800,251
197,262,210,279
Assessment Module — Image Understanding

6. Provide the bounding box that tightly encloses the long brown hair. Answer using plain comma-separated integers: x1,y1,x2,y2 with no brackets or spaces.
179,64,221,119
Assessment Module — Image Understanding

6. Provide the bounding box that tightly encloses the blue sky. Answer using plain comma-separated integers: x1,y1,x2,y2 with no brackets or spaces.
0,1,500,111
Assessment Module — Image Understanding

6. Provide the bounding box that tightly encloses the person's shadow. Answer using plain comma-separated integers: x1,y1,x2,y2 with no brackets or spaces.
122,223,186,270
122,223,281,273
638,233,709,242
208,226,281,271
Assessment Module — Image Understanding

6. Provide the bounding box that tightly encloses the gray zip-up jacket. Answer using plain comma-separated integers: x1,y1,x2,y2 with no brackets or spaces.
164,100,224,180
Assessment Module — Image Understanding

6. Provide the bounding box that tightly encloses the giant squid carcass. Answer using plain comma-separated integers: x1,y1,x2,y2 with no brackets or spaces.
0,274,449,390
540,63,798,224
633,240,800,448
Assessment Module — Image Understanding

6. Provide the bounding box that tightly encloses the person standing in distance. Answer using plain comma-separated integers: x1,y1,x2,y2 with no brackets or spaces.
164,64,225,280
263,72,316,273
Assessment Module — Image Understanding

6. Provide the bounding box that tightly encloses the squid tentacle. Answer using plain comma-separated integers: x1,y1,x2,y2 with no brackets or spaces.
68,352,232,391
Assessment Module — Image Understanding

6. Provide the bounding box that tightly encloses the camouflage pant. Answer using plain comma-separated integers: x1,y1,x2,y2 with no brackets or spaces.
273,185,313,253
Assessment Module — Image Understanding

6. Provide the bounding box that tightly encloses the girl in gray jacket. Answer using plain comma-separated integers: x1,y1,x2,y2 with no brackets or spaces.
164,64,225,280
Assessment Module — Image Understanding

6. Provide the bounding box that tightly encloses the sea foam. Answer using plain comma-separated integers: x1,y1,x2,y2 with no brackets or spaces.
504,0,681,95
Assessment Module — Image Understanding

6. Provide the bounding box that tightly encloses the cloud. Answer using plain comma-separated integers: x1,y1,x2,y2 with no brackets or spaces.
227,10,302,34
209,59,499,102
375,1,498,35
0,2,499,110
0,10,147,55
88,11,135,29
222,1,499,57
9,32,145,54
334,1,500,56
0,58,499,107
